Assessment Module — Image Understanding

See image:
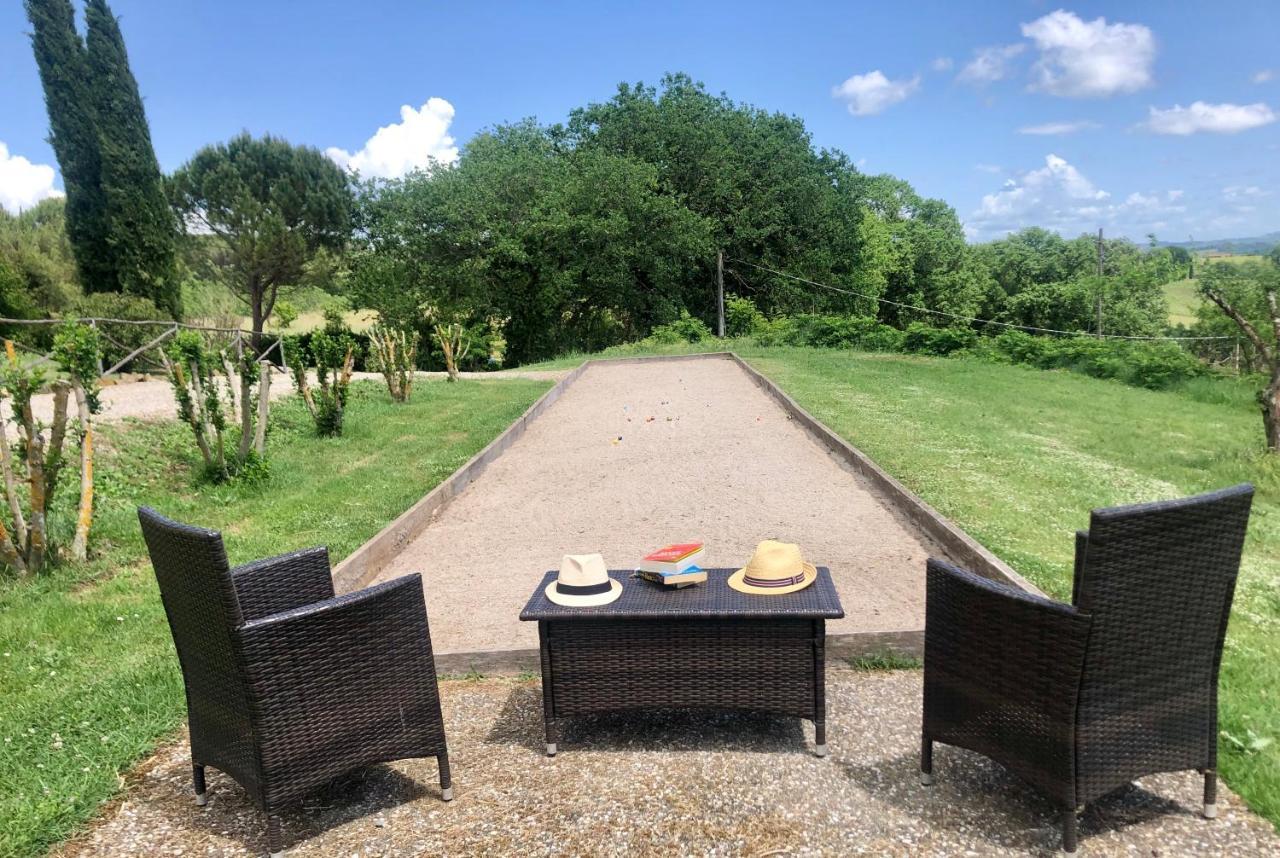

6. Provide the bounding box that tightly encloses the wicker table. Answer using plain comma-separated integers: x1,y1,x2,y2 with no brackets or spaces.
520,567,844,757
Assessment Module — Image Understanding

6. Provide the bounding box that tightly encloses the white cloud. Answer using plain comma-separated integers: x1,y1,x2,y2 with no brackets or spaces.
832,70,921,116
957,44,1025,85
1022,10,1155,97
0,142,62,214
1223,185,1270,201
931,56,954,72
325,98,459,179
974,153,1108,225
1143,101,1276,135
1017,120,1101,135
1253,69,1275,84
967,153,1201,241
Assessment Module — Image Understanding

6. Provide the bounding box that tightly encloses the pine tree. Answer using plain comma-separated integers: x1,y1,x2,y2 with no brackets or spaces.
84,0,180,317
24,0,113,295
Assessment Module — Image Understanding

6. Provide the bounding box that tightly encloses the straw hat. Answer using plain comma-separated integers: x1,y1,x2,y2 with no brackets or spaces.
727,540,816,595
545,553,622,607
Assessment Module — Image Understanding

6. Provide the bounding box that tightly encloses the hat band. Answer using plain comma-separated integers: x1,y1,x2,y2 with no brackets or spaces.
742,572,807,589
556,580,612,596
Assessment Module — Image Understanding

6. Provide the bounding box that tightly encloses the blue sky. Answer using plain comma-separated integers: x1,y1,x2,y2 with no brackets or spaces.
1,1,1277,242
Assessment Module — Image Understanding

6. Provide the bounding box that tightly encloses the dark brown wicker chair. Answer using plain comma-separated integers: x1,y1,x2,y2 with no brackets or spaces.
138,507,451,856
920,484,1253,853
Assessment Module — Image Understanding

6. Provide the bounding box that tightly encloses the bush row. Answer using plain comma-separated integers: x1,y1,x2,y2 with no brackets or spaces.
645,304,1207,391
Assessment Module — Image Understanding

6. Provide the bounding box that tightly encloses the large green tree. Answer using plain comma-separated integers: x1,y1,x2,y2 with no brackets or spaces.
83,0,180,316
169,134,353,347
25,0,178,315
25,0,110,296
352,121,714,365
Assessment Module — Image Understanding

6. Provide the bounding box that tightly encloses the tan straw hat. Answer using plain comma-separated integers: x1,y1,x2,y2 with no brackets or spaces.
727,540,816,595
545,553,622,607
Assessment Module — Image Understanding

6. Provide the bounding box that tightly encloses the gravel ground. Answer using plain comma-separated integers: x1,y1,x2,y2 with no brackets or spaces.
374,358,941,654
10,369,568,425
56,670,1279,857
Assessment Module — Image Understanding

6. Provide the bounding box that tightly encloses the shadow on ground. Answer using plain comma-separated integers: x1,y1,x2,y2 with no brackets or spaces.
482,682,809,756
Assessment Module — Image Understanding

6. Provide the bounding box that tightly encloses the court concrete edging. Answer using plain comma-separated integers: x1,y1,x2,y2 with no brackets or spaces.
332,350,1040,674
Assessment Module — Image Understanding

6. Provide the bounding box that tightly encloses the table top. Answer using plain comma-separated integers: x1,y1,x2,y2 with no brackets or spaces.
519,567,845,622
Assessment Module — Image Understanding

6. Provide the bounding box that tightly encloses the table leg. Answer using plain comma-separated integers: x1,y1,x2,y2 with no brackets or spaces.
539,622,558,756
814,619,827,757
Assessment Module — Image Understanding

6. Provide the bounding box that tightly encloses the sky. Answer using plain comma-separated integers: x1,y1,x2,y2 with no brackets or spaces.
1,1,1277,243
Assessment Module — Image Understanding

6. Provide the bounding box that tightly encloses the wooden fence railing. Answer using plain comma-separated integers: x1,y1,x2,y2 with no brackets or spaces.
0,317,286,381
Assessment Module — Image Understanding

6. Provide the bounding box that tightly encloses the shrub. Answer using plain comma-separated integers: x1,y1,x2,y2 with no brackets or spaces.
902,323,977,356
164,330,272,481
288,314,359,436
273,300,299,329
986,330,1206,389
648,311,714,344
724,295,765,337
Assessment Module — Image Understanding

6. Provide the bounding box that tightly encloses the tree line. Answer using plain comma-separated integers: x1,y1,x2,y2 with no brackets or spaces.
10,5,1280,448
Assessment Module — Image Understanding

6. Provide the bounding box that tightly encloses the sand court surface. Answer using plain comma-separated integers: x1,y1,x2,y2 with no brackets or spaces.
374,356,945,655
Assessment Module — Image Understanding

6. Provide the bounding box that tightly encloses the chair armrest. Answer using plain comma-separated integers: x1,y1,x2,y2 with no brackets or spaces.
236,573,439,723
231,547,335,622
235,574,446,799
923,558,1092,806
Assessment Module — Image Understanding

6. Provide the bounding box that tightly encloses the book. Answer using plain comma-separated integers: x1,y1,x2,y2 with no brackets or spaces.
637,542,704,574
634,565,707,589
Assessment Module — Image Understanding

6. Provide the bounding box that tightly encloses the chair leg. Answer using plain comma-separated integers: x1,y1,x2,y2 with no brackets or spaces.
438,752,453,801
1203,769,1218,819
545,718,558,757
814,720,827,757
267,813,284,857
1061,808,1078,854
192,763,207,806
920,736,934,786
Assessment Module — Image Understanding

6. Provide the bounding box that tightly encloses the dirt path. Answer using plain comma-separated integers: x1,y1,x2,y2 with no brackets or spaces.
60,671,1279,856
374,357,940,654
14,369,568,425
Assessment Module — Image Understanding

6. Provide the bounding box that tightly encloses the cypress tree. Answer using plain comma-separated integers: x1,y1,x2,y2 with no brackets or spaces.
24,0,113,295
84,0,180,317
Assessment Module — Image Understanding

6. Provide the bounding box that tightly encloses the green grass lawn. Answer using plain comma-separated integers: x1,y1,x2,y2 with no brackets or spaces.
530,341,1280,828
0,378,551,858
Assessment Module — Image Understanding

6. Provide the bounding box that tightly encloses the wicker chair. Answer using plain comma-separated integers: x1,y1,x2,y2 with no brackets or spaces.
919,484,1253,853
138,507,451,856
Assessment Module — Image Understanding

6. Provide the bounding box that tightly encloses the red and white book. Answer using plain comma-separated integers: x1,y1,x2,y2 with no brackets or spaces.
637,543,704,575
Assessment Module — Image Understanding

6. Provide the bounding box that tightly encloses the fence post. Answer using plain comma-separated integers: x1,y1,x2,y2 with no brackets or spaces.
89,319,105,376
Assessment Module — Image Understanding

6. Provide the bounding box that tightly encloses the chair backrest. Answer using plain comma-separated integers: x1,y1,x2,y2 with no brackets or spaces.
1073,484,1252,785
137,507,252,741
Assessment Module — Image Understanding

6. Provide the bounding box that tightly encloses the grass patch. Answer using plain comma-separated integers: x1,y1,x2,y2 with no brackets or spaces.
0,378,550,858
740,346,1280,828
847,651,922,671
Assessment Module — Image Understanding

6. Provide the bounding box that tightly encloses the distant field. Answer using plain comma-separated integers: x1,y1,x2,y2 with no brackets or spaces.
1161,254,1268,327
1163,278,1201,326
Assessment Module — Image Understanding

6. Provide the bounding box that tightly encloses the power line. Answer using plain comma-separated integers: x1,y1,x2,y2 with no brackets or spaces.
727,257,1230,342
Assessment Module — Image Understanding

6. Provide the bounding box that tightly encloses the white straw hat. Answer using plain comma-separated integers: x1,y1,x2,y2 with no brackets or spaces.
727,540,817,595
545,553,622,607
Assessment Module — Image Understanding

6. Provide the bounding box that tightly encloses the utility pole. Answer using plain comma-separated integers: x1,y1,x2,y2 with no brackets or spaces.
1095,227,1105,337
716,250,726,337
